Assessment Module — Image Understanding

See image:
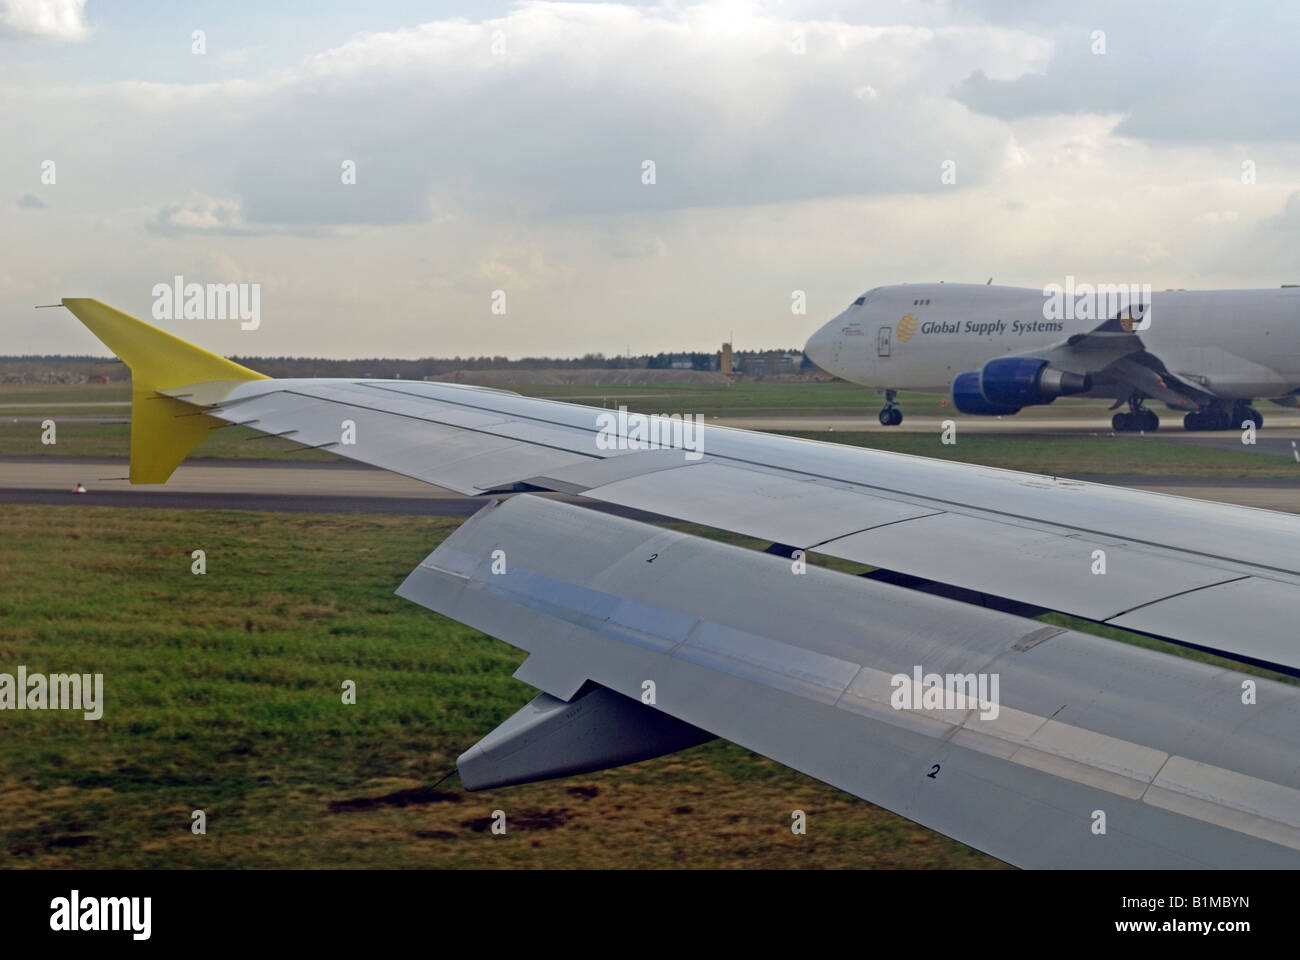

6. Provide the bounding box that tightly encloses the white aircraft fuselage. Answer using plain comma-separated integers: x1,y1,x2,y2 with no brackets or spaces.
804,283,1300,429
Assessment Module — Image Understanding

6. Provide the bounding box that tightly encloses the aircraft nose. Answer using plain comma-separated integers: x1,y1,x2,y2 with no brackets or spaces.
804,319,836,371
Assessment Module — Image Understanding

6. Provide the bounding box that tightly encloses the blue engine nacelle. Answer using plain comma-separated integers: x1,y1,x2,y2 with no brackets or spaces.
952,370,1021,415
953,359,1093,415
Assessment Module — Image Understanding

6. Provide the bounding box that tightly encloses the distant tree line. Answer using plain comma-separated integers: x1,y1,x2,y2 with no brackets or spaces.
2,347,816,381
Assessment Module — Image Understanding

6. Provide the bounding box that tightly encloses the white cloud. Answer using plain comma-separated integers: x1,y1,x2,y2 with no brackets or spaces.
4,4,1052,230
1,0,88,42
473,244,571,290
953,1,1300,143
149,192,251,236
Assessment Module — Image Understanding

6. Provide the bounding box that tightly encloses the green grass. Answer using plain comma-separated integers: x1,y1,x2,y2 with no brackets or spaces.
0,383,130,405
0,505,996,869
0,423,343,461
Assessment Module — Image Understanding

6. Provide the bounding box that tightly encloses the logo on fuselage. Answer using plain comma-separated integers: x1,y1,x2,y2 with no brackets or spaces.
1118,305,1147,333
896,313,918,343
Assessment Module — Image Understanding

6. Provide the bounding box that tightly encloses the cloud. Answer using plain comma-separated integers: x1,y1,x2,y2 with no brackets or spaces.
148,192,253,236
1268,192,1300,231
952,1,1300,143
145,191,332,237
16,192,46,208
248,9,1048,220
473,244,571,291
5,5,1052,231
1,0,89,42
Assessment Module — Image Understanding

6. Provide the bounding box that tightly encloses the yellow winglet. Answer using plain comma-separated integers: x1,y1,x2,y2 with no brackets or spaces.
62,298,268,483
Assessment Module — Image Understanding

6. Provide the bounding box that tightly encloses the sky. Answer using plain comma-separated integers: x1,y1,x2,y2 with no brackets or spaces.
4,0,1300,359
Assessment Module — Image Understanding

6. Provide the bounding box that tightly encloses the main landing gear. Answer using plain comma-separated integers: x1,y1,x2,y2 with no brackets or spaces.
1112,396,1158,432
877,389,903,426
1183,401,1262,431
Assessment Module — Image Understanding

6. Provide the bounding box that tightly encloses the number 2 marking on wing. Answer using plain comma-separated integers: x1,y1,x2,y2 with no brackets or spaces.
647,553,658,563
927,764,940,779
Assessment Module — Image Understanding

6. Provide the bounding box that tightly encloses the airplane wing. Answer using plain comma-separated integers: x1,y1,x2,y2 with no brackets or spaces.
62,298,1300,868
1005,305,1213,411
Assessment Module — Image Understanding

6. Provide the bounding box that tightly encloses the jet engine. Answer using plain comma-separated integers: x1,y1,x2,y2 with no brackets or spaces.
952,370,1021,415
952,359,1092,415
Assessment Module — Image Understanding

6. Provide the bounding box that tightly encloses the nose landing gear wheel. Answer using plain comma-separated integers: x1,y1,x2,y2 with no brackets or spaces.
878,407,903,426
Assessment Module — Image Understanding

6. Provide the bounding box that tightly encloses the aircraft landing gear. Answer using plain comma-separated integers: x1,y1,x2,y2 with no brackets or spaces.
1184,408,1225,430
1112,396,1158,432
1183,402,1261,431
878,390,903,426
1235,401,1263,430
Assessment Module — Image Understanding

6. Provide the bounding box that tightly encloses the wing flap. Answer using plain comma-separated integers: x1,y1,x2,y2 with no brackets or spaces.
583,461,945,547
816,511,1242,621
1109,576,1300,672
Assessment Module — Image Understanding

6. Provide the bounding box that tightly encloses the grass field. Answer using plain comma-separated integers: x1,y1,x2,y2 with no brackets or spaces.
0,422,344,461
0,505,1004,869
0,383,130,405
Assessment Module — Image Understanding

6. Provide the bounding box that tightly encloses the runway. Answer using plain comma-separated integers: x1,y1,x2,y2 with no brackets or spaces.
717,413,1300,441
3,456,1297,515
716,415,1121,433
1,456,443,498
0,457,672,521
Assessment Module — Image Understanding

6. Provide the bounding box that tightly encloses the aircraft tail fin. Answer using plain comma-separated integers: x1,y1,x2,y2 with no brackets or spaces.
61,298,267,483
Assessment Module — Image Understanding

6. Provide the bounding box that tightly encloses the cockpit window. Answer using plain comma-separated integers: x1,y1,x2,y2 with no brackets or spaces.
852,297,865,306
